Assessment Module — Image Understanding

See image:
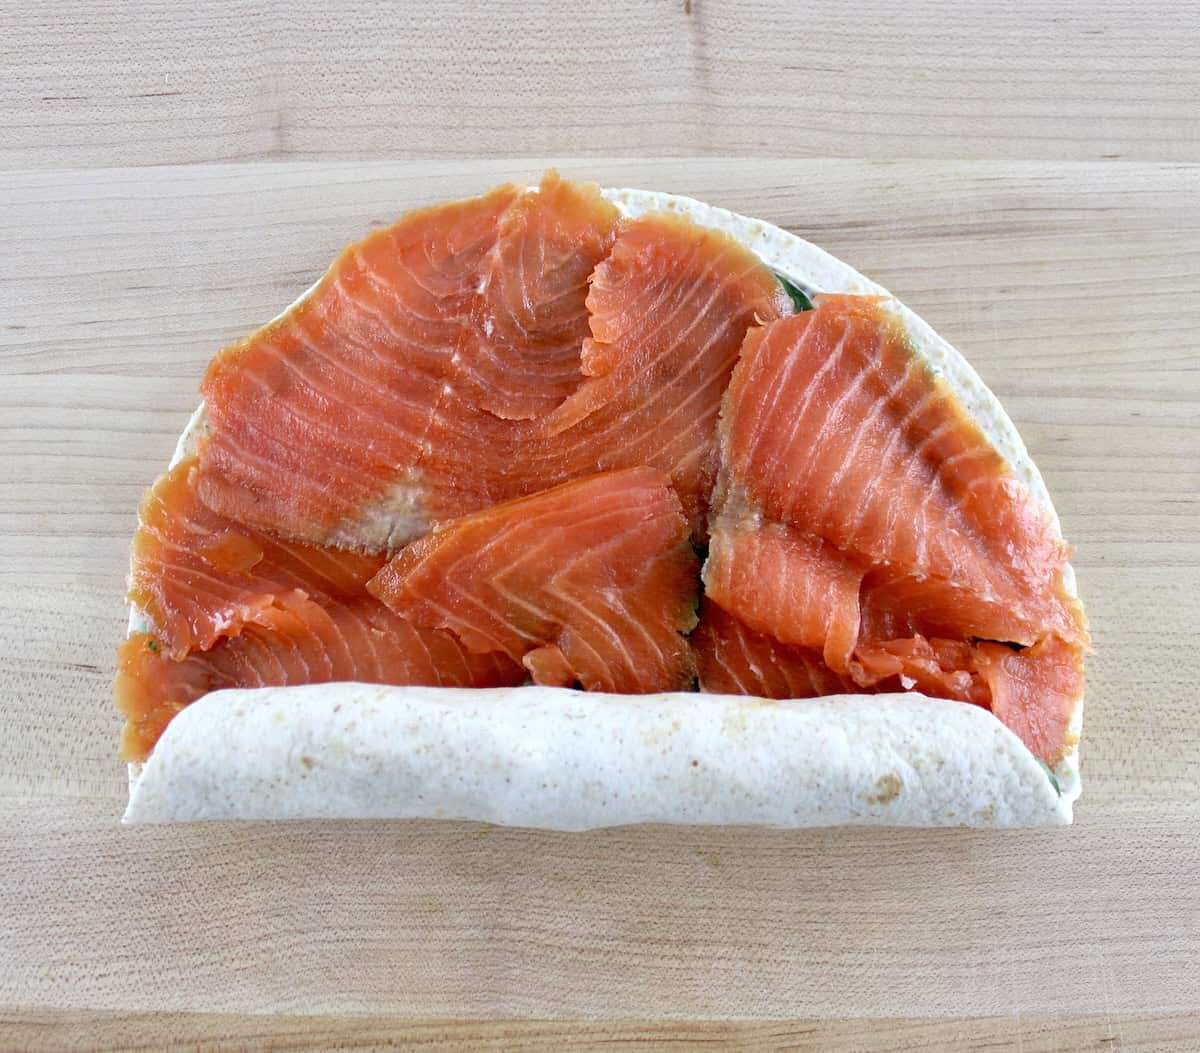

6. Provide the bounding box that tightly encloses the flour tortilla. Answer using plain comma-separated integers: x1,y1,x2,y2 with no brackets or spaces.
123,184,1083,827
126,685,1068,826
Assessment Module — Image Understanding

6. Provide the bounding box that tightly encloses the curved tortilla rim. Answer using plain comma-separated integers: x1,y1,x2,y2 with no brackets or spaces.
124,181,1083,821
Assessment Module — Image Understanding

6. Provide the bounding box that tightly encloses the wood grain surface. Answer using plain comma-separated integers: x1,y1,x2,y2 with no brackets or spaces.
3,1011,1199,1053
3,3,1200,1050
3,1,1199,166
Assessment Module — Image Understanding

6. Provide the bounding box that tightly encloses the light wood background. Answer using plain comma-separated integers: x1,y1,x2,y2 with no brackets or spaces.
2,3,1199,1050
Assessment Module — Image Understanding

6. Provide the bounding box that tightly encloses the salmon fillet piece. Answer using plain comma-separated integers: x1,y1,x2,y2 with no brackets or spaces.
116,604,523,763
196,178,781,551
197,175,621,550
704,511,865,673
129,457,385,658
692,601,859,698
518,211,785,535
198,183,521,550
369,468,699,693
705,294,1087,763
118,458,524,761
720,295,1085,647
460,171,620,420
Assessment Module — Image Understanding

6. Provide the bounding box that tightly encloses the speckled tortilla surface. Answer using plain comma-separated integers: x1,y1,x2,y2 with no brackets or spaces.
124,684,1069,827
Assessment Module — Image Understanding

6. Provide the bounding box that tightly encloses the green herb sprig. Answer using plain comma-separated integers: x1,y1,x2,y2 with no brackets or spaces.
776,274,814,313
1036,759,1062,796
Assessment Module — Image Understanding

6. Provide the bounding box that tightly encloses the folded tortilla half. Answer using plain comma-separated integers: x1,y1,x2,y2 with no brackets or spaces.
123,186,1083,828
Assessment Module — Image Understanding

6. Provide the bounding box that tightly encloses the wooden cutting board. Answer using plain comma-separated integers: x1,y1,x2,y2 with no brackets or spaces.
3,4,1198,1050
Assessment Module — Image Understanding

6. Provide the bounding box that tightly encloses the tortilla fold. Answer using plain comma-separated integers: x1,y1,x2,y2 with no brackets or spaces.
124,685,1069,827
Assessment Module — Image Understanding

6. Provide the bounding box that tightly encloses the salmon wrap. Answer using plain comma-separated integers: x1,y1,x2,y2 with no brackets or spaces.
119,179,1085,827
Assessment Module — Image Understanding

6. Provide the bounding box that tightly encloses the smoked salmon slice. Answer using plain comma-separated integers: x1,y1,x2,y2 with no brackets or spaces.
719,295,1085,649
518,211,785,534
198,184,781,552
368,469,699,693
696,589,1080,765
848,637,990,704
694,602,1001,711
116,602,523,763
449,206,782,539
118,458,524,760
703,510,866,673
130,456,385,659
692,600,859,699
460,171,620,420
693,602,1014,711
197,174,620,551
974,635,1083,767
705,294,1087,763
198,183,520,551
